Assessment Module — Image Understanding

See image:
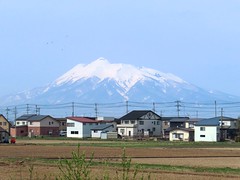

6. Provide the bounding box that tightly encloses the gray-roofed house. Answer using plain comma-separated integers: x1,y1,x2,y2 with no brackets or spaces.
14,114,60,137
91,124,115,139
117,110,161,139
217,116,239,140
194,118,220,142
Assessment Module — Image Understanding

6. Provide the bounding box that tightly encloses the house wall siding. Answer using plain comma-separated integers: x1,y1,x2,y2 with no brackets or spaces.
0,116,11,133
169,130,190,141
67,119,83,138
194,126,219,142
28,127,59,136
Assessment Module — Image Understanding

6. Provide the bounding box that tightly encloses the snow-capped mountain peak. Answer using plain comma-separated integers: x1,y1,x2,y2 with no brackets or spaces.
54,58,186,92
1,57,240,108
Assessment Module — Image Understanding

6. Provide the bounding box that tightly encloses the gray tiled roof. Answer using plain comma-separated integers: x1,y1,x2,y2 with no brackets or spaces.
16,114,36,121
28,115,52,121
91,124,113,130
16,114,53,121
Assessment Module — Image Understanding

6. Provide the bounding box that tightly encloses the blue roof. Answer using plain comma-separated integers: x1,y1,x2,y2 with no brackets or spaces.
195,118,220,126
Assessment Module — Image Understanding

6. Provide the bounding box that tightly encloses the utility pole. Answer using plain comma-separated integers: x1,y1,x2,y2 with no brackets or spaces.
6,107,10,120
26,104,29,114
215,100,217,117
72,102,75,117
175,100,181,117
152,102,156,112
95,103,98,117
220,108,224,141
14,106,17,138
35,105,38,115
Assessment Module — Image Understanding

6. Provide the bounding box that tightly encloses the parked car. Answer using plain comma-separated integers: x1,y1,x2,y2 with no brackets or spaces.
59,131,67,136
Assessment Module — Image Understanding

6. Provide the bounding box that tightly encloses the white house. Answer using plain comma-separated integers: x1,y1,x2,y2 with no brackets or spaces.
66,117,114,138
117,110,161,138
194,118,220,142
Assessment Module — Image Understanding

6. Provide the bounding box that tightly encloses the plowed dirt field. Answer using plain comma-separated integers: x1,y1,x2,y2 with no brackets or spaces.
0,140,239,179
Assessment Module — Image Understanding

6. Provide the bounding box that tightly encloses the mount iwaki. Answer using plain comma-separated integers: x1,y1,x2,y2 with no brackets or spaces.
0,58,239,105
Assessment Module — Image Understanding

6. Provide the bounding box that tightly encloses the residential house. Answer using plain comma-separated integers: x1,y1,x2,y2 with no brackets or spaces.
91,124,115,139
12,114,60,137
55,118,67,135
218,116,239,140
27,115,60,136
11,114,33,137
117,110,161,138
66,117,113,138
0,114,11,134
194,118,220,142
169,127,194,141
164,117,200,141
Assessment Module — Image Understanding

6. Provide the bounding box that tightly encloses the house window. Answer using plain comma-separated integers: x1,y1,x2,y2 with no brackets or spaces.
200,135,205,137
20,130,24,133
94,130,98,133
153,127,156,132
3,122,6,126
131,120,135,124
49,122,51,125
200,127,205,131
173,133,183,139
30,122,33,125
0,122,2,125
83,123,86,125
157,121,160,125
125,120,129,124
164,122,169,126
22,122,25,125
71,131,79,134
139,121,144,125
67,123,75,127
120,129,125,134
61,122,65,126
16,122,20,125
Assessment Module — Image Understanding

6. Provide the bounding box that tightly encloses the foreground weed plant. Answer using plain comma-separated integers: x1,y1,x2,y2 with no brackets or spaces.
56,144,94,180
56,145,147,180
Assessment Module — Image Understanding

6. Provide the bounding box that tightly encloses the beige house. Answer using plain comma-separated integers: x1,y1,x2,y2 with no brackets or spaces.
0,114,11,134
169,127,194,141
0,114,11,142
55,118,67,132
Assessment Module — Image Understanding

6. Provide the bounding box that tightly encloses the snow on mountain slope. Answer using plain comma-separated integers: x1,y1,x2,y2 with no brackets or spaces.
53,57,187,93
0,57,239,106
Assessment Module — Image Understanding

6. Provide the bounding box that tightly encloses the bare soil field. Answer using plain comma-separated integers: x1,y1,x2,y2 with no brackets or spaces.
0,140,239,179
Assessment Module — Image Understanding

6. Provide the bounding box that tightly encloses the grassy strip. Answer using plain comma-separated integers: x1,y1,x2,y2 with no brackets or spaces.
91,161,240,175
16,138,240,148
4,157,240,176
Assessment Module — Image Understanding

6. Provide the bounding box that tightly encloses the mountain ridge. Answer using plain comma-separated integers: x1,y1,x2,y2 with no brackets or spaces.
0,58,239,106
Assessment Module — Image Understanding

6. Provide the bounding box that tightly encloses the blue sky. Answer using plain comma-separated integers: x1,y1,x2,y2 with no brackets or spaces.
0,0,240,97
